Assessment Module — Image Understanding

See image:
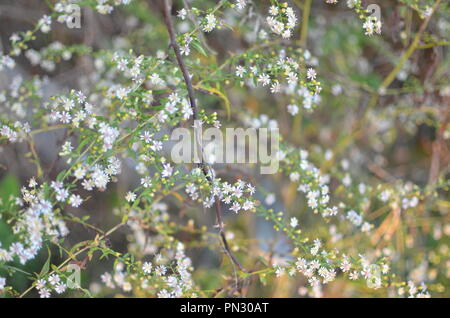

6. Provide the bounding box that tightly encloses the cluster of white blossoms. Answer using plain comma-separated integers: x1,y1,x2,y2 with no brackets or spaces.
0,277,5,291
202,13,218,33
0,121,30,143
161,92,194,121
100,242,196,298
0,179,69,267
80,157,121,191
270,235,387,293
38,15,52,34
185,169,256,212
363,17,382,36
35,273,69,298
346,210,373,232
235,0,247,11
281,148,340,218
49,91,92,126
0,52,16,71
235,49,321,112
325,0,382,35
0,0,445,299
256,192,436,298
25,42,78,72
399,280,431,298
95,0,132,15
266,3,298,39
180,34,193,56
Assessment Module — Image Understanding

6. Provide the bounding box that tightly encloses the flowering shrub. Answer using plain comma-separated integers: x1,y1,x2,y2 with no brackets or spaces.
0,0,449,298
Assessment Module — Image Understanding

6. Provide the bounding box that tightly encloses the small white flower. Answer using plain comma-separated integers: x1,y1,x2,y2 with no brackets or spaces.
161,163,173,178
257,73,271,86
141,176,152,188
306,68,317,81
290,217,298,228
242,200,254,211
202,14,217,32
48,274,60,286
177,8,187,20
39,288,51,298
125,191,136,202
265,193,276,205
287,104,299,116
236,65,246,78
55,283,66,294
235,0,247,10
142,262,152,274
69,194,83,208
230,202,241,213
269,6,279,16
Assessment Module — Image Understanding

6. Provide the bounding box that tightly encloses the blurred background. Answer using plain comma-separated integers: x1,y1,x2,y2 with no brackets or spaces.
0,0,449,297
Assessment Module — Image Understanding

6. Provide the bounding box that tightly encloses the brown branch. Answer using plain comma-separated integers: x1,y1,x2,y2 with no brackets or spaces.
160,0,246,273
161,0,199,121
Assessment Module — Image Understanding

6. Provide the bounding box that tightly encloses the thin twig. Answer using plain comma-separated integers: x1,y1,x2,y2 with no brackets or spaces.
160,0,246,273
379,0,442,91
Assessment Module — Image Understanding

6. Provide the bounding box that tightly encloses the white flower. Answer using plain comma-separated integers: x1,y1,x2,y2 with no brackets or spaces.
125,191,136,202
180,45,190,56
177,8,187,20
162,163,173,178
141,176,152,188
306,68,317,81
269,6,278,16
242,200,254,211
290,217,298,228
35,279,46,290
142,262,152,274
0,277,6,290
69,194,83,208
202,14,217,32
287,104,299,116
155,265,167,276
282,29,292,39
55,283,66,294
48,274,60,286
74,167,86,180
235,0,247,10
270,81,281,93
101,272,114,288
265,193,276,205
257,73,271,86
380,190,391,202
39,15,52,33
286,72,298,85
140,131,152,144
39,288,51,298
230,202,241,213
290,172,300,182
151,140,163,152
235,65,246,78
247,183,256,195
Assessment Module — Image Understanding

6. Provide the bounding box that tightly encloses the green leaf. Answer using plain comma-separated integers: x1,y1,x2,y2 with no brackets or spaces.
191,40,207,57
0,174,20,201
40,246,52,276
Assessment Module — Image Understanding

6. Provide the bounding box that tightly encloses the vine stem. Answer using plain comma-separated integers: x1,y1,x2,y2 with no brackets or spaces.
379,0,442,91
299,0,311,47
323,0,443,172
160,0,246,273
19,222,125,298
